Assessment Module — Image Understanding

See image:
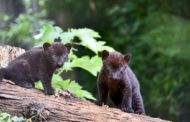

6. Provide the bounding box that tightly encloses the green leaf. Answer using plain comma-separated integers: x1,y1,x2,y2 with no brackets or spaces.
0,112,11,122
52,74,96,100
35,24,62,46
71,28,101,38
60,32,75,44
69,28,114,53
0,112,25,122
65,55,102,76
35,81,44,90
95,41,115,52
70,28,101,54
34,26,114,53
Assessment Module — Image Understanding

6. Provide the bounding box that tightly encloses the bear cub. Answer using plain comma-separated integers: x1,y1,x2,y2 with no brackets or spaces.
0,41,71,95
97,50,145,114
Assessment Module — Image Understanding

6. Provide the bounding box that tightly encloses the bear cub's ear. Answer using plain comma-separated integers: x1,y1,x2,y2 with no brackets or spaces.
124,53,132,62
43,42,51,51
65,44,72,52
102,50,109,60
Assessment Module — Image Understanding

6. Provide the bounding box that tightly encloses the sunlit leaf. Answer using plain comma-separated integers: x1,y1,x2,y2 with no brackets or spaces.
60,32,74,44
66,55,102,76
52,74,96,100
35,24,61,46
35,81,44,90
0,112,11,122
70,28,101,54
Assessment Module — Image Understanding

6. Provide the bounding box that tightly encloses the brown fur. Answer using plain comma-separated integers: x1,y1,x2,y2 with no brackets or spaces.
0,42,71,95
97,50,145,114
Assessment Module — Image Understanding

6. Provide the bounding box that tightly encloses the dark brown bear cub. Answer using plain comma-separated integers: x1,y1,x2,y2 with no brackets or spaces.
97,50,145,114
0,42,71,95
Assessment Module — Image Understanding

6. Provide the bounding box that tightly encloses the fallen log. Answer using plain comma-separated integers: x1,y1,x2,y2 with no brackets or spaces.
0,45,170,122
0,81,170,122
0,45,25,68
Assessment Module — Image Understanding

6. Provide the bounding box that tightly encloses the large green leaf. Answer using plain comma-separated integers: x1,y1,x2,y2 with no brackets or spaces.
52,74,96,100
34,26,114,53
34,24,62,46
63,55,102,76
35,74,96,100
60,32,75,44
70,28,115,53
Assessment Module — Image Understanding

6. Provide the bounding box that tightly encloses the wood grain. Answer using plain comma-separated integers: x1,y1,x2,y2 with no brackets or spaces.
0,81,170,122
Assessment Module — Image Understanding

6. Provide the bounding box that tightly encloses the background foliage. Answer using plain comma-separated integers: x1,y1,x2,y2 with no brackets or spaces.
0,112,25,122
0,0,190,122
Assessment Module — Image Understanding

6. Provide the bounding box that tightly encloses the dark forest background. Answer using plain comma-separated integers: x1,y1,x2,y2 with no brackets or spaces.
0,0,190,122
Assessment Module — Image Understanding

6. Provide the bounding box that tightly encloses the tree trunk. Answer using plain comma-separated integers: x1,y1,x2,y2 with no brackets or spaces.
0,81,170,122
0,0,24,23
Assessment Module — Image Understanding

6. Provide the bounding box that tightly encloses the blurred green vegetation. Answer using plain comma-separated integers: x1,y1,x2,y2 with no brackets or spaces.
0,0,190,121
0,111,25,122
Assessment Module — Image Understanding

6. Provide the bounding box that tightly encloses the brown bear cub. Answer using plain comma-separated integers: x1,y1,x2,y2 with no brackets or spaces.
0,42,71,95
97,50,145,114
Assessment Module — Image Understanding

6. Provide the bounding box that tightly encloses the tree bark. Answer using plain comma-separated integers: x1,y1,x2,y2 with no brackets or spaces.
0,81,170,122
0,45,25,68
0,45,170,122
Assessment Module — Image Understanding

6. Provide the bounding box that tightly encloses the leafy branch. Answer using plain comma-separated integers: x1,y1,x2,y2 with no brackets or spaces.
35,24,114,100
